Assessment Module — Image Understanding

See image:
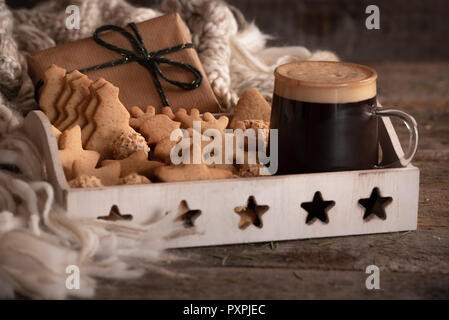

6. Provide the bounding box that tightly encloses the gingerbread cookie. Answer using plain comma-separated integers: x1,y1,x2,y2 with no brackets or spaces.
101,150,164,179
130,106,176,130
153,137,181,164
162,106,176,120
154,129,210,165
175,108,228,133
52,126,61,143
71,92,91,129
39,64,66,123
230,88,271,129
53,70,83,126
129,106,155,129
69,175,104,188
237,163,266,177
201,112,229,132
111,130,150,160
139,114,181,145
154,163,233,182
208,163,238,174
80,78,108,146
163,128,238,166
169,127,211,165
174,108,201,129
85,82,134,160
119,173,151,185
58,125,100,180
199,130,247,166
168,128,247,169
55,74,92,131
72,160,120,186
233,119,270,148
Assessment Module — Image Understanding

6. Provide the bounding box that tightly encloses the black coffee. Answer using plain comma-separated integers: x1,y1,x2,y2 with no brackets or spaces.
270,94,378,174
270,61,420,174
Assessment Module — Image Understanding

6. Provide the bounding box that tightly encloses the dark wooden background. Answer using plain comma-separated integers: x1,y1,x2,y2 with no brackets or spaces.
7,0,449,62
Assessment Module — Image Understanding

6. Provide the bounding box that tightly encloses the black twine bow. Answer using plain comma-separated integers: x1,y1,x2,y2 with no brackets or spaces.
35,22,202,107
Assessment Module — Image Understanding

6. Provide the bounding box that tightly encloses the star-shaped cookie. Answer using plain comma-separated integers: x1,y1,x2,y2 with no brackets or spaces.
72,160,120,186
101,150,164,179
154,163,233,182
58,125,100,180
153,137,182,164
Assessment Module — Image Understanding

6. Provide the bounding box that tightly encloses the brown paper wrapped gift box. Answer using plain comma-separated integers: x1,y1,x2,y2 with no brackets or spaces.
27,13,221,113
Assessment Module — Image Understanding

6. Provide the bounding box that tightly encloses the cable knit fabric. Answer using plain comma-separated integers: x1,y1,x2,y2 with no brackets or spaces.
0,0,337,298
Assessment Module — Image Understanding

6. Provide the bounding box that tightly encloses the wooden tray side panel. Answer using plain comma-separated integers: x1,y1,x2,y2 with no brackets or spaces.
66,167,419,248
23,111,69,206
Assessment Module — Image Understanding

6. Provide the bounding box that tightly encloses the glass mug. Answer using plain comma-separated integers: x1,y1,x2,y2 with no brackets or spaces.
270,61,418,174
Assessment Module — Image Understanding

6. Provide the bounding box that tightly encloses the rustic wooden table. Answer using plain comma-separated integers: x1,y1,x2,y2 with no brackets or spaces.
94,62,449,299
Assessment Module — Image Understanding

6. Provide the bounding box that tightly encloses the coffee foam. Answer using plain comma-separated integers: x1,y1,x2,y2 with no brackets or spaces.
274,61,377,103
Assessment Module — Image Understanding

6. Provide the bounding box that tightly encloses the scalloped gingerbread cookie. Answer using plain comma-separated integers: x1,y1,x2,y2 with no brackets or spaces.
53,70,83,126
55,73,92,131
39,64,66,123
81,78,108,146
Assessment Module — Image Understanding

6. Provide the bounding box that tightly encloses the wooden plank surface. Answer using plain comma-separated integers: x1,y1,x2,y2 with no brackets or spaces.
94,227,449,299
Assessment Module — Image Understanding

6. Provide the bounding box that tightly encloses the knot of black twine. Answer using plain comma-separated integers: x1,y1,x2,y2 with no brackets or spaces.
35,22,202,107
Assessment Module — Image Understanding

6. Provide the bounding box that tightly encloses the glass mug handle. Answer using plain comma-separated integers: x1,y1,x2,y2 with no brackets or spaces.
370,106,419,168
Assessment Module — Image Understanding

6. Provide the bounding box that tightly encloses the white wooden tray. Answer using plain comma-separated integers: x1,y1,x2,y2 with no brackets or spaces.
23,111,419,248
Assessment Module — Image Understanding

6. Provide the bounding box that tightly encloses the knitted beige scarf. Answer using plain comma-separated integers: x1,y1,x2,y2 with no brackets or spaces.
0,0,337,299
